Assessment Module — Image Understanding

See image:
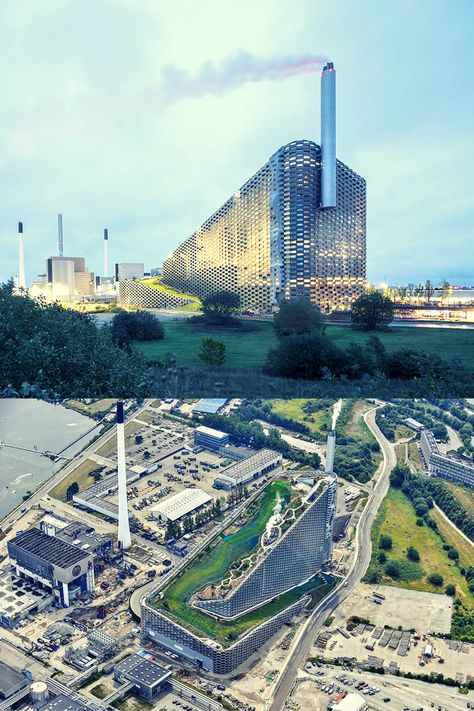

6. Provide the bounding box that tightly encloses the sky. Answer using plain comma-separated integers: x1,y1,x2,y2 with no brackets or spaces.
1,0,473,286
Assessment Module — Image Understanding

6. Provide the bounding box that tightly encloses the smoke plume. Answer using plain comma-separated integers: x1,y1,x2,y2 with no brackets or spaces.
161,50,328,103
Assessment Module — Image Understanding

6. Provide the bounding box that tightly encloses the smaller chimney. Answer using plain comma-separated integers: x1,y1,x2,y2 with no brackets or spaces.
18,221,26,289
325,430,336,473
103,228,109,278
57,214,64,257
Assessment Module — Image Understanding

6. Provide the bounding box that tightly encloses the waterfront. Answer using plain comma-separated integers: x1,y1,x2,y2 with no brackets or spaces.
0,400,99,519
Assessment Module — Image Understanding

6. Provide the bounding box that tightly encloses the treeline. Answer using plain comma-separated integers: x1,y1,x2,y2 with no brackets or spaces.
0,281,147,398
237,401,311,436
196,412,321,469
375,403,448,442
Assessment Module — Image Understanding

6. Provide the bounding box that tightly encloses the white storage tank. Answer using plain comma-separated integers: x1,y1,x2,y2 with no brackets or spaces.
30,681,50,703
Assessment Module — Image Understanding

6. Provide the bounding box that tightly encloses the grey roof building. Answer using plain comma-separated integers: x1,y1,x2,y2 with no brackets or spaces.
0,662,29,700
114,653,172,700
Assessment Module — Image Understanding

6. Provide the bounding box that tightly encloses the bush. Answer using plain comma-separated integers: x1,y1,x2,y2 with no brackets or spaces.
378,551,387,564
264,332,349,380
351,291,394,331
428,573,444,587
273,297,323,338
201,290,241,324
111,310,164,346
407,546,420,562
445,584,456,596
198,336,226,367
385,561,401,579
447,548,459,561
379,534,393,551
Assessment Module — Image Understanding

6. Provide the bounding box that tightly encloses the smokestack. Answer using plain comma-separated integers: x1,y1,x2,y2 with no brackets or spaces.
103,228,109,278
325,430,336,473
18,221,26,289
116,401,132,550
58,214,64,257
321,61,336,208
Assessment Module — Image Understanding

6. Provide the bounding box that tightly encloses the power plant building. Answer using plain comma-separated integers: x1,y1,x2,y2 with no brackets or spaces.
213,448,283,489
194,425,230,451
163,63,366,313
140,475,336,674
46,256,95,302
7,528,95,607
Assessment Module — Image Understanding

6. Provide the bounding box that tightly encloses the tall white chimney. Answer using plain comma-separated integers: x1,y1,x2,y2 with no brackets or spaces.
321,61,336,208
325,430,336,473
58,213,64,257
18,221,26,289
117,401,132,550
103,228,109,278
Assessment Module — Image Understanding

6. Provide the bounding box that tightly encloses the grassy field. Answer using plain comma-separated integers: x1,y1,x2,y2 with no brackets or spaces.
50,459,100,501
154,481,296,642
269,398,334,438
139,278,201,311
65,398,117,416
134,320,474,370
445,481,474,520
366,487,473,608
431,507,474,570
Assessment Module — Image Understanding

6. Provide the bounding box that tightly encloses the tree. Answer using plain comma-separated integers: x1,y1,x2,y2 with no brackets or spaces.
385,561,401,579
273,297,323,338
440,279,452,300
445,584,456,596
378,551,387,564
351,291,394,331
447,548,459,561
407,546,420,562
424,280,435,303
111,310,164,346
66,481,79,501
379,534,393,550
0,280,146,398
198,337,226,367
390,464,409,488
264,332,348,380
428,573,444,587
201,291,241,324
135,434,144,445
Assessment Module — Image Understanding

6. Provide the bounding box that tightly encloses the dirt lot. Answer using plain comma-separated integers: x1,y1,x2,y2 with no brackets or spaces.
333,583,452,633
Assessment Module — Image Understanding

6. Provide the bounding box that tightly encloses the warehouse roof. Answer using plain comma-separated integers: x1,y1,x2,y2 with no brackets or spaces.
192,398,227,414
331,692,366,711
0,661,28,699
151,488,212,521
219,448,281,484
115,652,171,688
8,527,90,568
195,425,229,439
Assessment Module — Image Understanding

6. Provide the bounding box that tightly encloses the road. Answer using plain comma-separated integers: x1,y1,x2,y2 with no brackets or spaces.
269,407,397,711
0,400,152,530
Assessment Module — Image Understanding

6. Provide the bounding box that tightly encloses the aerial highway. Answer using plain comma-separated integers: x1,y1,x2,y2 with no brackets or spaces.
269,406,397,711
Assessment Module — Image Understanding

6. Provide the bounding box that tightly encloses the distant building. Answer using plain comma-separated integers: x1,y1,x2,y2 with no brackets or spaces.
117,279,194,309
420,428,474,489
115,262,145,281
7,527,95,607
194,425,230,451
46,256,95,301
192,398,228,415
330,693,366,711
213,448,282,489
150,489,212,523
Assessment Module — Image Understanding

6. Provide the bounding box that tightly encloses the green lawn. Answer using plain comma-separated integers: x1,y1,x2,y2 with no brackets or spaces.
50,459,100,501
445,481,474,521
134,321,474,371
431,508,474,570
270,398,334,438
365,487,473,608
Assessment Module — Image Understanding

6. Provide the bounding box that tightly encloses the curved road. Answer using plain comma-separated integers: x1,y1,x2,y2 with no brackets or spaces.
269,407,397,711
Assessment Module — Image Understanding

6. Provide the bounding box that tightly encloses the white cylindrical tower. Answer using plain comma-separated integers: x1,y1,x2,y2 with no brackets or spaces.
30,682,49,703
117,401,131,550
18,221,26,289
103,228,109,278
58,213,64,257
321,61,336,208
325,430,336,473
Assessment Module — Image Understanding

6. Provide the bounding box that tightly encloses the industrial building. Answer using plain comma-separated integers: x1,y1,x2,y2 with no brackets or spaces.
0,673,109,711
213,448,283,489
0,662,29,700
141,475,336,674
115,262,145,281
162,63,366,313
114,653,172,700
44,256,95,302
420,428,474,489
7,528,95,607
194,425,230,451
150,488,212,523
192,398,228,415
40,515,114,570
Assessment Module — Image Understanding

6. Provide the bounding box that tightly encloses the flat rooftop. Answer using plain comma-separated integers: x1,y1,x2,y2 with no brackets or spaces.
0,661,28,699
219,448,281,483
192,398,227,414
115,652,171,686
151,488,212,522
8,528,90,569
195,425,229,439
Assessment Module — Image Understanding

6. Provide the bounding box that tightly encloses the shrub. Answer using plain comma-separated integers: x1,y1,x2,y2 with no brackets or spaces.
385,561,401,579
111,310,164,345
428,573,444,587
273,297,323,338
407,546,420,562
445,584,456,597
379,534,393,551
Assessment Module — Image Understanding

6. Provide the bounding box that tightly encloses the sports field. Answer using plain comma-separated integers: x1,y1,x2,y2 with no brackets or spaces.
134,320,474,371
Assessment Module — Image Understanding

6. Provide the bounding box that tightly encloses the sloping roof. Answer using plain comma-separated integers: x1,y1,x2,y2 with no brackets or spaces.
8,528,90,568
151,488,212,521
